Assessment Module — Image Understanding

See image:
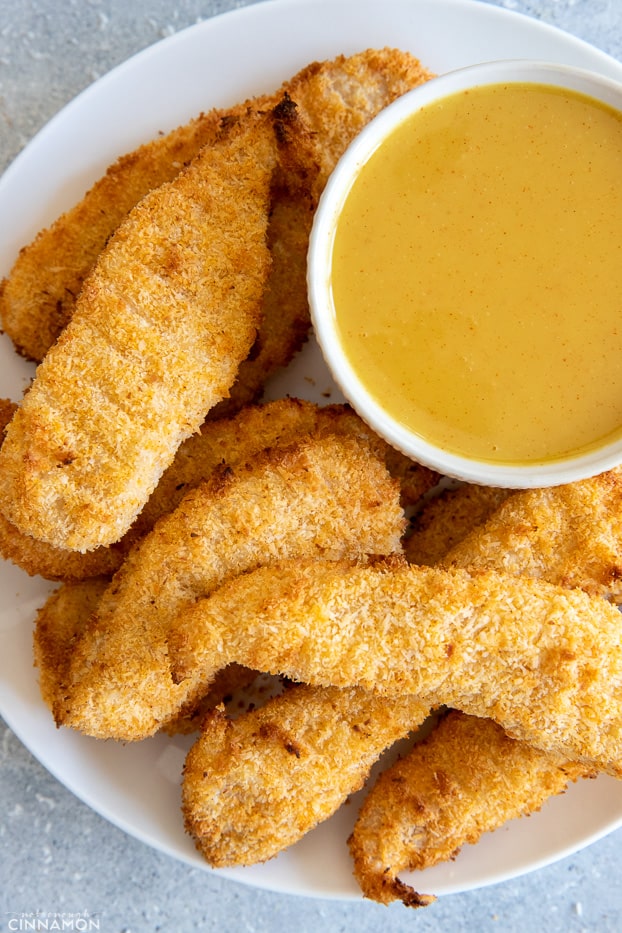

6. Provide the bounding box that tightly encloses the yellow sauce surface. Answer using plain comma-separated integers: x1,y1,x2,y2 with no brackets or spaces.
331,82,622,464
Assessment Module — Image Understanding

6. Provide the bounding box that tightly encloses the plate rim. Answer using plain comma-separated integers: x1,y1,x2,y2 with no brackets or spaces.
2,0,622,903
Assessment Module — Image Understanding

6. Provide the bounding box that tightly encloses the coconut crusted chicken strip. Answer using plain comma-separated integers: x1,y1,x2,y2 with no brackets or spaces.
349,711,589,907
352,477,617,908
176,479,614,874
440,470,622,603
33,578,109,715
1,397,435,580
284,49,433,187
0,48,432,365
169,557,622,776
57,433,405,740
0,400,123,579
133,398,435,544
182,686,430,868
0,107,234,362
0,400,124,578
406,469,622,603
207,91,322,420
208,179,314,420
32,576,254,734
405,484,511,567
0,107,287,553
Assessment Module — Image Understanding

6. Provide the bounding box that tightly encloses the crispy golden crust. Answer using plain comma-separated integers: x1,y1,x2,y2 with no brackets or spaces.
208,184,315,420
182,686,429,867
164,665,261,736
33,578,109,714
0,397,433,580
441,469,622,602
349,711,590,907
405,484,511,567
0,107,233,361
32,576,256,733
0,401,124,578
170,557,622,775
0,399,122,578
0,399,15,434
0,48,432,365
0,513,124,581
207,95,322,418
136,399,432,542
0,111,280,552
58,434,404,740
351,476,612,907
285,49,433,186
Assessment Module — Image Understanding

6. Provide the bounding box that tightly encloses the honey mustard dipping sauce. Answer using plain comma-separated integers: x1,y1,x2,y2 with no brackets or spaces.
330,81,622,465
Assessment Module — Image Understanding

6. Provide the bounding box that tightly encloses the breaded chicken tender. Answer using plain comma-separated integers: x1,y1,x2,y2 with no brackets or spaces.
33,578,109,715
1,397,434,580
0,400,124,578
349,711,590,907
182,686,429,867
441,469,622,602
0,107,231,361
170,557,622,775
208,182,314,420
351,475,615,908
405,484,511,567
32,575,257,734
58,434,405,740
0,109,283,552
132,398,435,545
0,48,432,364
283,49,432,187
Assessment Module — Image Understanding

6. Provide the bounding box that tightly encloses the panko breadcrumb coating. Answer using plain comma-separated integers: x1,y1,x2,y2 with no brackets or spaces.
0,48,432,364
132,398,435,544
57,434,405,740
441,470,622,603
1,397,434,580
182,686,429,867
349,711,590,907
0,400,125,578
0,107,232,362
33,578,109,715
32,577,258,735
0,109,286,552
208,181,315,420
405,484,511,567
170,556,622,775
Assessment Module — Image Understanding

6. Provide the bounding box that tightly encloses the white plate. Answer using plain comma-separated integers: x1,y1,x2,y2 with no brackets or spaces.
1,0,622,902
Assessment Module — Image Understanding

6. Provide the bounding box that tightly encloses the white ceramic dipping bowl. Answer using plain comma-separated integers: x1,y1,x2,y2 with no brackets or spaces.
308,60,622,487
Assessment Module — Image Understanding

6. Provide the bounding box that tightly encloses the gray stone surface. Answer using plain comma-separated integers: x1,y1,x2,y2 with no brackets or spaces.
1,2,622,930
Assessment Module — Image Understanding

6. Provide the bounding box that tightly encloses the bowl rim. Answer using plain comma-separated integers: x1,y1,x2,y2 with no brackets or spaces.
307,58,622,487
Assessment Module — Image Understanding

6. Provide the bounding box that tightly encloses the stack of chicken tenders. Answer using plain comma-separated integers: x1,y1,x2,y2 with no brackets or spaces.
1,48,621,908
